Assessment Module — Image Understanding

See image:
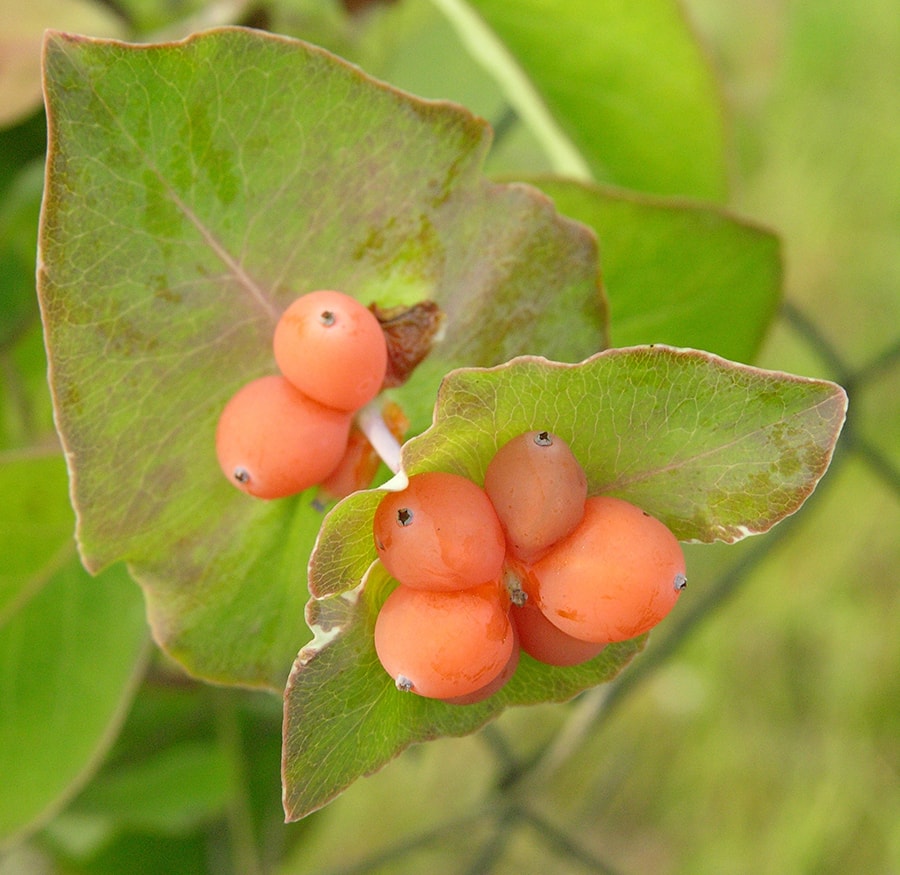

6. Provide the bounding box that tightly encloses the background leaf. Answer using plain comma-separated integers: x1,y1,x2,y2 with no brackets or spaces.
284,346,846,818
38,680,290,873
0,161,44,350
444,0,729,199
530,177,782,362
69,739,234,835
38,27,604,689
0,454,149,847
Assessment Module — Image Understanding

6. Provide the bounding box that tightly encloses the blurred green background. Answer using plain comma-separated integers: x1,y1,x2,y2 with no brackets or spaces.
1,0,898,873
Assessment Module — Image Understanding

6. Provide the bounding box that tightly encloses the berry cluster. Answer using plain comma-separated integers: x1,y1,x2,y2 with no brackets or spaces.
216,290,388,499
372,431,687,703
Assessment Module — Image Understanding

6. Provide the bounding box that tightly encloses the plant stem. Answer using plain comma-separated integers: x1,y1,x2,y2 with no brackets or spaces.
780,299,852,383
212,691,264,875
846,431,900,497
852,335,900,383
318,807,487,875
356,403,403,474
428,0,592,180
462,805,515,875
514,805,626,875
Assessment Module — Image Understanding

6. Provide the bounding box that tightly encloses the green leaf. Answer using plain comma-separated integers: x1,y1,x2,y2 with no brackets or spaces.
44,827,211,875
284,347,846,819
0,455,72,619
69,740,233,835
0,161,43,349
310,347,847,600
0,110,47,198
0,323,58,452
531,178,782,362
0,454,149,848
403,349,848,542
38,28,604,689
439,0,729,199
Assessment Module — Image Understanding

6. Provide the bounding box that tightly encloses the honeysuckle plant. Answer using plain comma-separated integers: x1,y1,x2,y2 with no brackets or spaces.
27,22,846,826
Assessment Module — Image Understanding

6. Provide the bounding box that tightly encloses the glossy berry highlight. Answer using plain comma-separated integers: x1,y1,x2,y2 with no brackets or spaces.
215,375,352,499
373,582,515,700
483,430,588,563
273,290,388,412
373,472,506,592
531,496,686,644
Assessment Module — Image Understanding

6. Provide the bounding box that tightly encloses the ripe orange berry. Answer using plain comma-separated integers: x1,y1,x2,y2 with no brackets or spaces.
441,633,520,705
215,375,352,499
373,472,506,592
273,290,388,412
483,430,588,563
374,581,514,700
511,597,606,667
531,496,686,644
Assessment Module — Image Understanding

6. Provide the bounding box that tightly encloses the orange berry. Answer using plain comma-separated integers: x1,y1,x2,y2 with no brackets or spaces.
442,633,520,705
483,430,588,563
273,290,387,412
531,496,686,643
215,375,351,499
374,581,514,700
373,472,506,592
511,597,606,667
